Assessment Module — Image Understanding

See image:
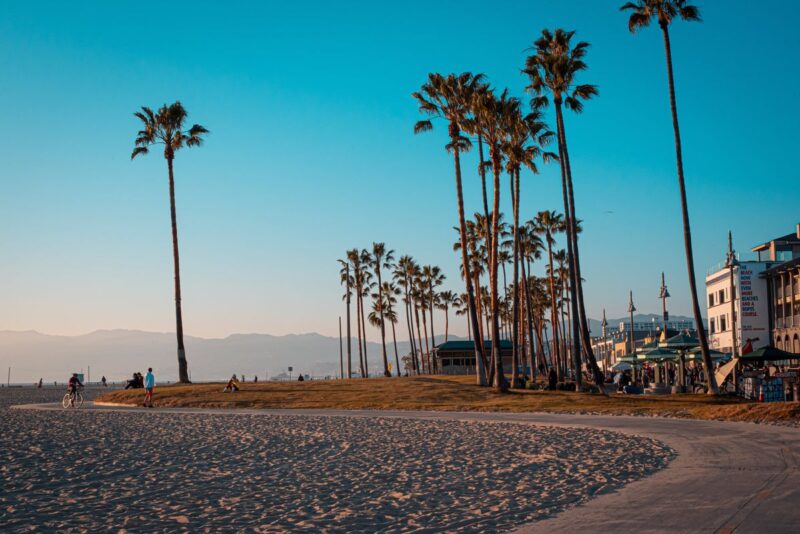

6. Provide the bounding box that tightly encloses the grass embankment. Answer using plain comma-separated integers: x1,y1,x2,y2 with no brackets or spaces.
97,375,800,425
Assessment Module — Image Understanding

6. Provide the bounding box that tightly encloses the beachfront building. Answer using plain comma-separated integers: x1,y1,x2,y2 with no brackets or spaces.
754,226,800,353
434,340,513,375
704,226,800,356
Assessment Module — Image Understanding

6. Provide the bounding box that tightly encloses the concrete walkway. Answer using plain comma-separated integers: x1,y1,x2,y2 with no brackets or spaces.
13,402,800,533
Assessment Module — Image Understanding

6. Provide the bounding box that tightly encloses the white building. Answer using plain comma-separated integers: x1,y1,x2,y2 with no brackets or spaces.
705,260,773,354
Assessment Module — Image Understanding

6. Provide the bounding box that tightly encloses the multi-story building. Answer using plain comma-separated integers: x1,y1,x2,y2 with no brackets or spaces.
705,225,800,356
755,226,800,353
706,260,775,354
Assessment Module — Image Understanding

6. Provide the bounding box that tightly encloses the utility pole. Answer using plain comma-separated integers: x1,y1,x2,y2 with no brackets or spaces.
727,231,739,392
6,367,9,387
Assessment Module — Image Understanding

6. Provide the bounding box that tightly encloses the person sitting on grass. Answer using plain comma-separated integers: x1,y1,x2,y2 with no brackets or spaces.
223,374,240,392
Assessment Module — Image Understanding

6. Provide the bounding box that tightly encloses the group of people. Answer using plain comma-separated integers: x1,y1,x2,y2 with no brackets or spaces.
122,369,155,406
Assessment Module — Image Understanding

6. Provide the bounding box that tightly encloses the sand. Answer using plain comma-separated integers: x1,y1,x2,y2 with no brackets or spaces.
1,387,674,532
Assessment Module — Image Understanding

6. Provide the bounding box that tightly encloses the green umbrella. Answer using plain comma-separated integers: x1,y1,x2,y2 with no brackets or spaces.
738,346,800,362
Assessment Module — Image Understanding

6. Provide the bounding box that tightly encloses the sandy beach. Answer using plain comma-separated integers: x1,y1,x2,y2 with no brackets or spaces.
1,387,674,532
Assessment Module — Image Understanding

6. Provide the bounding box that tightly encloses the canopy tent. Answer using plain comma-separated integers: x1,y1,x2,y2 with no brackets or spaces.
738,346,800,363
687,347,731,361
640,348,679,362
611,361,632,371
659,333,699,350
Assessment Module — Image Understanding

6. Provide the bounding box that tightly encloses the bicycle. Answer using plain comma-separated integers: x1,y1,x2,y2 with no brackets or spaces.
62,386,84,409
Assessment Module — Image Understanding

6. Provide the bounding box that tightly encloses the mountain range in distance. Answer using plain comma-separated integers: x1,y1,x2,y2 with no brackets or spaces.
0,314,697,383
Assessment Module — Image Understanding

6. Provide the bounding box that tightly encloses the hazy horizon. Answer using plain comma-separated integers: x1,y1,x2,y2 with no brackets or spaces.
1,1,798,343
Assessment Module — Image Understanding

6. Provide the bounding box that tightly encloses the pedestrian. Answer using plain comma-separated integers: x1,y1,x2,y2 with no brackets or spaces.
254,375,258,383
101,375,107,387
548,367,557,391
143,367,155,408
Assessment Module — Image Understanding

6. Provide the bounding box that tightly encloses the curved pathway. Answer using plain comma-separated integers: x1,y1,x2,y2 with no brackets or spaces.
12,402,800,532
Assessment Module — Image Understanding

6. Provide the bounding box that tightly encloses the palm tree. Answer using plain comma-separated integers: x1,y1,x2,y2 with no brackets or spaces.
131,102,208,383
472,89,521,392
422,265,444,371
519,222,544,379
338,258,354,378
455,292,471,340
525,29,605,388
533,210,565,377
502,107,556,387
621,0,716,394
369,243,395,377
395,256,420,373
414,72,488,386
437,291,460,342
381,281,403,377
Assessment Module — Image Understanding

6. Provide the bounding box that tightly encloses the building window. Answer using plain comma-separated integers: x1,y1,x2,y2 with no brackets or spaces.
718,289,725,304
720,314,727,332
710,318,716,334
709,294,715,307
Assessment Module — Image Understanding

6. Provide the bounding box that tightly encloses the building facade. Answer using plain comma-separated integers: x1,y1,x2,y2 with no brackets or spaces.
705,261,774,354
754,226,800,354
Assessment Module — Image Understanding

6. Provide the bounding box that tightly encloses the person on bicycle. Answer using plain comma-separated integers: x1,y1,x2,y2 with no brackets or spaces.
68,373,83,396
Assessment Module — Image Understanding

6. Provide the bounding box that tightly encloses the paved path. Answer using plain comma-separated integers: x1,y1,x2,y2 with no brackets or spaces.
13,402,800,533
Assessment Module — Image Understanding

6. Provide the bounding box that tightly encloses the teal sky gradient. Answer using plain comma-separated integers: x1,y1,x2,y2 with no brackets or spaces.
1,1,798,339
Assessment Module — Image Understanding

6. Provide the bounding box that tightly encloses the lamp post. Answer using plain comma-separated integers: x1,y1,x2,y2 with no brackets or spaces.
628,291,637,383
727,231,739,392
659,273,671,385
601,309,608,372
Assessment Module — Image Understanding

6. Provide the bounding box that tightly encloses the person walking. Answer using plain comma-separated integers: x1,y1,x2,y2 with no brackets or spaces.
143,368,155,408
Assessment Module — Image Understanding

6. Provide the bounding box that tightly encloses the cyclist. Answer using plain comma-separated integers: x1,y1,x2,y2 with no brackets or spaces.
67,373,83,403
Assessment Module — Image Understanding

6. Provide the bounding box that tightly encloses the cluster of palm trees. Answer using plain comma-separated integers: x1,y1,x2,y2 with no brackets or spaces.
338,245,460,378
408,0,717,393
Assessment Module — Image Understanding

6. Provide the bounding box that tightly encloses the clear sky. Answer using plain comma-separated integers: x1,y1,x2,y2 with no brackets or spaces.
1,1,798,340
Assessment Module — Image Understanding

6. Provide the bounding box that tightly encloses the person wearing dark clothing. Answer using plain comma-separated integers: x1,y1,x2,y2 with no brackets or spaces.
548,368,558,391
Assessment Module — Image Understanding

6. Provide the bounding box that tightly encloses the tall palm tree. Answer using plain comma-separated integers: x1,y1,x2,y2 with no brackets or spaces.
532,210,565,377
414,72,488,386
437,290,460,342
472,89,521,392
621,0,717,394
503,107,556,387
131,102,208,383
395,256,420,373
422,265,444,370
338,258,354,378
369,243,395,377
519,223,544,378
525,29,605,388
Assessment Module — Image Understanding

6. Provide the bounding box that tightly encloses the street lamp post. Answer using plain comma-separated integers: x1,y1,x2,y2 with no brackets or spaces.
628,291,637,383
727,231,739,392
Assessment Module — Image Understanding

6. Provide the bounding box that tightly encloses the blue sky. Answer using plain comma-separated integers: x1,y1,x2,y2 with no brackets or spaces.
0,1,798,339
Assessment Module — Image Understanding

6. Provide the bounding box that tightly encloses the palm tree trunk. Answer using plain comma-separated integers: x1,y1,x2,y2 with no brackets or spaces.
453,140,487,385
553,101,583,387
414,303,425,374
478,134,492,254
554,101,605,389
489,146,506,392
356,287,365,378
546,240,561,378
444,304,450,342
166,156,190,383
660,23,718,394
360,292,369,377
403,280,418,374
391,319,401,377
377,268,390,377
421,305,431,374
428,284,437,373
346,268,352,379
520,258,537,380
510,168,522,387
